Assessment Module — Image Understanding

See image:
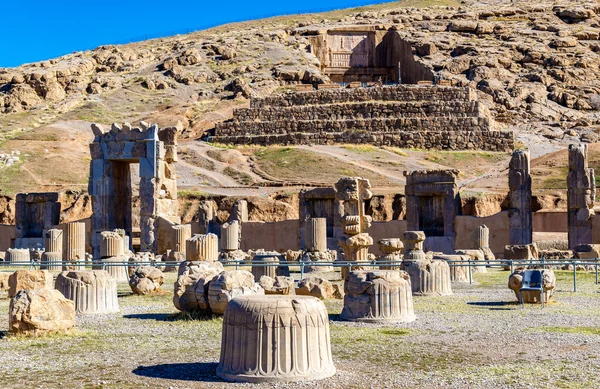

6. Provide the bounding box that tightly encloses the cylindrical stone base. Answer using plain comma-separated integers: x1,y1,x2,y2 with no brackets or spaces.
100,256,130,282
41,252,63,271
434,255,470,283
55,270,119,314
100,231,124,258
217,295,336,383
251,255,278,281
341,270,415,323
186,233,219,261
401,259,453,296
5,249,30,263
306,218,327,252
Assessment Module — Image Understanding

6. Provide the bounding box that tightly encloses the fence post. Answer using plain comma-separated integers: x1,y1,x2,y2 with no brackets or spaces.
596,258,598,285
573,261,577,293
468,258,472,285
510,261,514,274
300,262,305,279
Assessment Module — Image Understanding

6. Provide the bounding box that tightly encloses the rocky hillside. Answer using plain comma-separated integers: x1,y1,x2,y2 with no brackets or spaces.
0,0,599,198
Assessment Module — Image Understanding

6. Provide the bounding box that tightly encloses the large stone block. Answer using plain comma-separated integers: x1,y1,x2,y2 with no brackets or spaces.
55,270,119,314
8,270,53,298
216,295,336,383
295,277,335,299
9,289,75,335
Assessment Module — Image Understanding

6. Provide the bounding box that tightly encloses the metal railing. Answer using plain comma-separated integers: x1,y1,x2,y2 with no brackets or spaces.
1,257,598,293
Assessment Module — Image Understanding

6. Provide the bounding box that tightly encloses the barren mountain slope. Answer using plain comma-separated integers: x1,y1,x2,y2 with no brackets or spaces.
0,0,599,198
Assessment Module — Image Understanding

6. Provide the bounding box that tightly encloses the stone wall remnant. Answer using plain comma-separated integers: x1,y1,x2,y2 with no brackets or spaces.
404,169,460,253
216,295,336,383
567,144,595,249
89,123,179,258
508,149,532,245
14,192,61,249
213,85,512,152
55,270,119,314
341,270,415,323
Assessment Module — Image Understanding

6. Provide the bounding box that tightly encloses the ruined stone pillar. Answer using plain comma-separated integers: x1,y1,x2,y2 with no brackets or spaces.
172,224,192,254
63,222,86,270
55,270,119,314
221,221,240,252
5,248,30,263
471,224,495,261
217,295,336,383
377,238,403,270
44,229,63,254
568,144,595,249
402,231,426,261
508,149,532,245
41,252,63,271
232,200,248,223
306,218,327,252
100,231,124,258
341,270,415,323
186,233,219,261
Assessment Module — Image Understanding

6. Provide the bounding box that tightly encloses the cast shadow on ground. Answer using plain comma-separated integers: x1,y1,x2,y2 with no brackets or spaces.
133,362,221,382
0,331,8,339
123,311,221,322
466,301,519,310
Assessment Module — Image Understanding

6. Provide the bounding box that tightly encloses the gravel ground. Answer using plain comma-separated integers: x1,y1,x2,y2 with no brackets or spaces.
1,269,599,389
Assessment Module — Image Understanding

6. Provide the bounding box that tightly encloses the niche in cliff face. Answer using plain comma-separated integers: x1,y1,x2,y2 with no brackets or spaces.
309,27,434,84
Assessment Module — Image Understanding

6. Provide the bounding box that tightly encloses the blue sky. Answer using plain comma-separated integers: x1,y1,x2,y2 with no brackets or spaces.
1,0,388,68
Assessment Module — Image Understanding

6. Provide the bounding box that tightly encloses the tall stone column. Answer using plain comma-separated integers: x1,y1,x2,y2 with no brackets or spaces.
305,218,327,252
187,233,219,261
63,222,86,270
508,149,532,245
568,144,595,249
471,224,495,261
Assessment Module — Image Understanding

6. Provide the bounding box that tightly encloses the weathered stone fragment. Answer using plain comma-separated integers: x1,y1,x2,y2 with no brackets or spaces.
129,266,165,295
217,295,336,383
296,277,336,299
55,270,119,313
258,275,295,295
9,289,75,335
207,270,264,314
186,233,219,261
341,270,415,323
8,270,53,298
173,261,224,311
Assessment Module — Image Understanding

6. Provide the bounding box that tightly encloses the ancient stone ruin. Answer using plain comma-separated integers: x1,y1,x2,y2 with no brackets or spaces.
508,269,556,304
405,169,460,253
88,122,179,258
335,177,374,279
301,217,336,272
401,231,452,296
98,230,129,282
341,270,415,323
213,85,513,151
377,238,403,270
567,144,595,249
9,288,75,335
55,270,119,314
508,149,532,245
186,233,219,261
129,266,165,295
216,295,336,383
14,192,61,249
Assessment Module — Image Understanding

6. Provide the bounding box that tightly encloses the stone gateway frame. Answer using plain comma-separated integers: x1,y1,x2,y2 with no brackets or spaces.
88,123,179,258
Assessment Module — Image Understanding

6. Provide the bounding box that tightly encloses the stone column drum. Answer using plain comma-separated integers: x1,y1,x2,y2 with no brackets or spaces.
251,254,278,281
100,231,124,258
55,270,119,314
186,233,219,261
63,222,86,270
341,270,415,323
216,295,336,383
377,238,403,270
45,229,63,253
5,248,31,263
173,224,192,254
306,218,327,252
221,221,239,251
401,231,452,296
